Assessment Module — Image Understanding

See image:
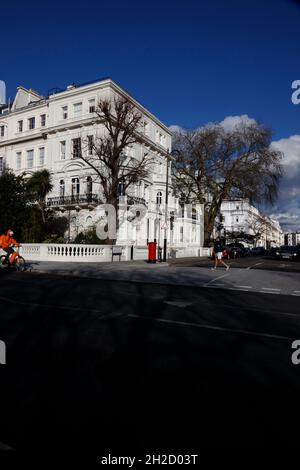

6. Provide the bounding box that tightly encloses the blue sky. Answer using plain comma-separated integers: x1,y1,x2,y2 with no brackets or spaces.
2,0,300,229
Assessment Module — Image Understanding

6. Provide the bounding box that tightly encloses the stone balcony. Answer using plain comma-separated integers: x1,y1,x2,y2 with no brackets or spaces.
46,193,101,210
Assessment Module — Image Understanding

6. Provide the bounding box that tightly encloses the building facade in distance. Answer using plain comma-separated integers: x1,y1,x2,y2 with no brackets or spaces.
284,232,300,246
219,199,284,248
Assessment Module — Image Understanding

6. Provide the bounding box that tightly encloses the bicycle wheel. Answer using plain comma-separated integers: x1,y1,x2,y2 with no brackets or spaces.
15,256,26,272
0,255,7,268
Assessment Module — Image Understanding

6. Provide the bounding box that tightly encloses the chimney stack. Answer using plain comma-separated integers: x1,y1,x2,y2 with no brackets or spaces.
0,80,6,105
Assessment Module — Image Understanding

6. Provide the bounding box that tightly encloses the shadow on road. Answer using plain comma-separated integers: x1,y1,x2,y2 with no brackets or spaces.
0,272,300,458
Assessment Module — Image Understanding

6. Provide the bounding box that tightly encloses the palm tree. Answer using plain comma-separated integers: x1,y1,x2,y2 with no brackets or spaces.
26,169,53,224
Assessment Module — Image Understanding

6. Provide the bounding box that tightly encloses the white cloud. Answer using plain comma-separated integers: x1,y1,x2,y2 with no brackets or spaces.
219,114,257,132
271,135,300,179
169,125,185,134
268,134,300,231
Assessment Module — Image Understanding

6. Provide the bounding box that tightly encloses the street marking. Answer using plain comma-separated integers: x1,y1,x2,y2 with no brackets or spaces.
235,285,252,289
205,285,224,289
128,314,294,341
228,287,250,291
164,301,193,308
247,262,264,270
293,291,300,294
261,288,281,291
204,273,229,286
260,289,281,294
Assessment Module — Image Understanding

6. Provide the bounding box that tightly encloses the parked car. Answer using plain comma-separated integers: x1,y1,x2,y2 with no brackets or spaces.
211,246,232,260
229,246,246,258
251,247,266,256
227,243,249,257
275,245,300,260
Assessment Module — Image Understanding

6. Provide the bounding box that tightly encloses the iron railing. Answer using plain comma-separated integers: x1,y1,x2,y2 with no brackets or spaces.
47,194,100,207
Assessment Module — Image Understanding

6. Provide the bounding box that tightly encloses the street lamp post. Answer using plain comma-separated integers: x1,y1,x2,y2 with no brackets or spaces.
163,150,170,262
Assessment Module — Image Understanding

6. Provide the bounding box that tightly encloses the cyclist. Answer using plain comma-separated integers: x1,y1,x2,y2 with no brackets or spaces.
0,230,21,266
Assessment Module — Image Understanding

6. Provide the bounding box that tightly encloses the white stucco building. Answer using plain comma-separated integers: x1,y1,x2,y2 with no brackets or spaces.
285,232,300,246
219,199,284,248
0,78,204,258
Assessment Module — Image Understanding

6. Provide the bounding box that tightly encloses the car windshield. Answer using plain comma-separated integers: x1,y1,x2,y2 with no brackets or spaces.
280,246,295,252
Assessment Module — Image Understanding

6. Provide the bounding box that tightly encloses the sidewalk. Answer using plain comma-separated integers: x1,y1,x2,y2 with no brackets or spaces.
23,258,300,297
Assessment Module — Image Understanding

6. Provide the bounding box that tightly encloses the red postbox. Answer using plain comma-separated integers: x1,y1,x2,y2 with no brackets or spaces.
148,242,157,263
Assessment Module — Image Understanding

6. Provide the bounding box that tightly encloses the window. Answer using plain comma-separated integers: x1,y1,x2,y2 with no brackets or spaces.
17,120,23,132
0,157,4,175
27,149,34,168
16,152,22,170
88,99,95,113
59,180,65,197
60,141,66,160
39,147,45,166
71,177,80,196
0,125,4,137
156,191,162,205
62,106,68,120
236,205,240,210
87,135,94,155
180,226,184,242
73,102,82,118
40,114,46,127
28,117,35,130
86,176,93,194
236,217,239,223
72,138,81,159
118,178,126,196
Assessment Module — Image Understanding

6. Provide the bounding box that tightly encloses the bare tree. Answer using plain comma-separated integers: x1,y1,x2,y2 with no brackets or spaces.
77,96,152,239
245,212,274,247
172,122,283,245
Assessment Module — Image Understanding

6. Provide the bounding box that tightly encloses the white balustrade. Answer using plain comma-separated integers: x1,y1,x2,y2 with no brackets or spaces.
1,244,211,262
17,244,126,262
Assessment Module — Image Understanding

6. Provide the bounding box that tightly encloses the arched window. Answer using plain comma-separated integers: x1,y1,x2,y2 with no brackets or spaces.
156,191,162,205
59,179,65,197
86,176,93,194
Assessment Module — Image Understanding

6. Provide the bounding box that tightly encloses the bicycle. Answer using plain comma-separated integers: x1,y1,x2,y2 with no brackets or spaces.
0,245,26,272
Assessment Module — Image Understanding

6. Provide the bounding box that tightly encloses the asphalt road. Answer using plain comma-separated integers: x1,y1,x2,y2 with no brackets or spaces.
171,254,300,272
1,270,300,460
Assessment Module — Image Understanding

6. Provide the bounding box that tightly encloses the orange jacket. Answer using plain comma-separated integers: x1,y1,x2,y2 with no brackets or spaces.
0,231,20,249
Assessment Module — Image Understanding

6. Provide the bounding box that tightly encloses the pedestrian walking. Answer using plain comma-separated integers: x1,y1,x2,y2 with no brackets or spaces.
211,237,230,271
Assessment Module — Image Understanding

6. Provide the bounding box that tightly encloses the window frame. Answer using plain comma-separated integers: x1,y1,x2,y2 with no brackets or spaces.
62,106,68,120
27,149,34,168
88,99,96,114
72,138,82,159
73,102,83,118
16,152,22,170
17,120,23,133
40,114,46,127
28,117,35,130
60,140,66,160
39,147,45,166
